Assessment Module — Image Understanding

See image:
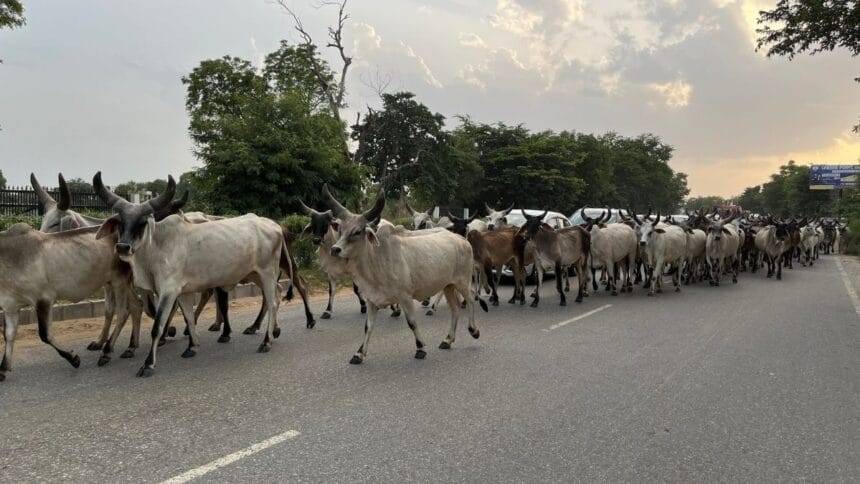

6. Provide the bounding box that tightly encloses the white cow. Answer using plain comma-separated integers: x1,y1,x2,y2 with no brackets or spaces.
635,214,688,296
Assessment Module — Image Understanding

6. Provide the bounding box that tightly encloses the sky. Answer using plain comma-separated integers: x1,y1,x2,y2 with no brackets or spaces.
0,0,857,197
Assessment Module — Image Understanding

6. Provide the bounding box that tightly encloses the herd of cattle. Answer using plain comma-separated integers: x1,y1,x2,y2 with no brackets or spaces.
0,172,850,382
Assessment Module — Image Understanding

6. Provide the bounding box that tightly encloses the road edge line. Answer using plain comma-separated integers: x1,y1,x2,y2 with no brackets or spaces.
834,256,860,319
159,430,301,484
543,304,613,332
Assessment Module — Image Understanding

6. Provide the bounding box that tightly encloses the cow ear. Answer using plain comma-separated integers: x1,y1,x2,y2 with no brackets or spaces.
722,227,731,234
302,224,312,235
365,226,380,246
540,222,553,230
96,215,121,240
330,221,340,232
655,228,666,234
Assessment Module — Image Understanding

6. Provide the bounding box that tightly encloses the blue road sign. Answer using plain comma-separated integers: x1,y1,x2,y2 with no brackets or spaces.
809,164,859,190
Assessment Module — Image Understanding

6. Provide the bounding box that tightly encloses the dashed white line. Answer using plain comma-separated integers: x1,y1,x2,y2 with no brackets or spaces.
834,256,860,319
159,430,301,484
543,304,613,332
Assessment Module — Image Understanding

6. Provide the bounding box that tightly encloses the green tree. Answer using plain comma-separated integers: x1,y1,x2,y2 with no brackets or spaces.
735,160,836,216
735,185,765,213
605,133,688,212
64,177,92,193
352,92,480,205
183,46,362,217
685,195,727,212
756,0,860,132
0,168,6,188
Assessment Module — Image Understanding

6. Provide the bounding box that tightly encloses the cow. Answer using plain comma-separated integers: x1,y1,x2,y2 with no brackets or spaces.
0,223,144,381
755,219,790,280
800,223,818,266
704,212,741,286
30,173,147,358
515,210,589,306
667,213,707,284
633,213,688,295
406,202,436,230
821,220,837,254
485,203,514,231
322,185,484,364
93,173,287,377
582,210,637,295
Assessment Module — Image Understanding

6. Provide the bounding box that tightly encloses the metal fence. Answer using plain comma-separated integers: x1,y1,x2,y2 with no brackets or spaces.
0,186,128,215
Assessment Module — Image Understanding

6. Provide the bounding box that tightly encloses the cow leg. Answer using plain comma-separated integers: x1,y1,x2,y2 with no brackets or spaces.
776,255,783,280
322,279,335,319
352,282,367,314
731,257,738,283
89,286,115,351
213,288,232,343
649,261,661,296
1,310,19,374
138,293,178,377
439,286,462,350
486,265,499,306
554,262,567,305
34,300,79,369
531,264,544,307
176,295,200,358
426,291,446,316
98,285,132,366
256,276,280,354
121,291,143,359
158,300,181,347
350,303,379,364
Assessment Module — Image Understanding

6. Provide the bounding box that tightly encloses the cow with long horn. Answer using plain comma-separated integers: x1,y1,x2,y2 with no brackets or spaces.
637,212,688,296
705,210,741,286
584,209,637,296
405,200,436,230
322,184,484,364
94,172,288,377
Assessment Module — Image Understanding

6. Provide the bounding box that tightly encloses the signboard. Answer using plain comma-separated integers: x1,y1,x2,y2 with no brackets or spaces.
809,164,859,190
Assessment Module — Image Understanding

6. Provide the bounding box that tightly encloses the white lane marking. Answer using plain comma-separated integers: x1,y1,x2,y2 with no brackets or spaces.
834,257,860,319
159,430,301,484
543,304,612,332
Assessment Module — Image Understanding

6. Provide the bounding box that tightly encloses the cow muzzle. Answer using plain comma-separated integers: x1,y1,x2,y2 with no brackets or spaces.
330,246,342,257
639,241,646,247
116,243,133,255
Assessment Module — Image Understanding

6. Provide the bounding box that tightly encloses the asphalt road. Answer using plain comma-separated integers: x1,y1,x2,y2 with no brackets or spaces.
1,255,858,482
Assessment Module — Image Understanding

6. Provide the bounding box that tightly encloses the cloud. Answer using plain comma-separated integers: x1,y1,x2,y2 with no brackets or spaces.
458,32,486,48
649,79,692,107
400,42,443,88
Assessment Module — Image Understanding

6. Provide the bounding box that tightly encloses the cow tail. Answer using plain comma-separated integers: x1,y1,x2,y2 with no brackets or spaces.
281,229,296,302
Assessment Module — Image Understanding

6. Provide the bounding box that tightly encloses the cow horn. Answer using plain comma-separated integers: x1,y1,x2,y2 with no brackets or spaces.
322,183,351,219
147,175,177,213
503,202,515,216
93,172,131,211
580,206,592,223
363,192,386,222
446,210,462,223
298,199,318,216
630,208,642,225
405,199,418,215
653,212,661,226
154,190,189,221
57,173,71,211
601,208,612,223
30,173,56,208
484,202,493,214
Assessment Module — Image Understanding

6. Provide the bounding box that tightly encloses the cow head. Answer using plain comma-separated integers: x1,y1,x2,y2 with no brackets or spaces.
93,172,181,256
323,184,385,259
638,212,665,247
705,211,737,242
581,207,610,231
298,200,335,246
516,210,549,241
485,203,514,231
31,173,75,232
406,201,435,230
447,211,479,237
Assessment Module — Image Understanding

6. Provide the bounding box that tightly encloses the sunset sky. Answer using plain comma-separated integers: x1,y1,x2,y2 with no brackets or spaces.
0,0,857,197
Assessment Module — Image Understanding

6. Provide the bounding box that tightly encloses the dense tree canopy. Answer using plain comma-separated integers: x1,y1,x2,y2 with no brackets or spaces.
182,43,362,217
0,0,24,31
685,196,727,212
729,161,837,216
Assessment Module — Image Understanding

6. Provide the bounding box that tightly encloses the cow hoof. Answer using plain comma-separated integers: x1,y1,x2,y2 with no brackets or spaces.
414,349,427,359
575,297,583,304
167,327,177,338
530,301,539,308
776,276,782,281
207,323,220,332
243,326,258,335
257,344,271,353
469,327,480,339
321,311,332,320
349,354,364,365
181,348,196,358
675,287,681,293
97,355,111,367
69,355,81,368
158,338,167,347
491,300,499,307
0,372,5,382
360,306,367,314
507,298,516,304
648,292,655,297
273,327,282,339
183,327,190,336
390,309,401,318
657,288,663,294
425,309,435,316
559,300,567,307
306,319,315,329
715,282,721,287
732,278,738,284
137,367,154,378
439,341,452,350
86,341,102,351
120,349,135,359
217,335,231,343
611,291,618,296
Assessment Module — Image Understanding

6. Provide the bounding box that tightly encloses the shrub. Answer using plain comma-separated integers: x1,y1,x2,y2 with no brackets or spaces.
0,214,41,231
281,214,315,268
